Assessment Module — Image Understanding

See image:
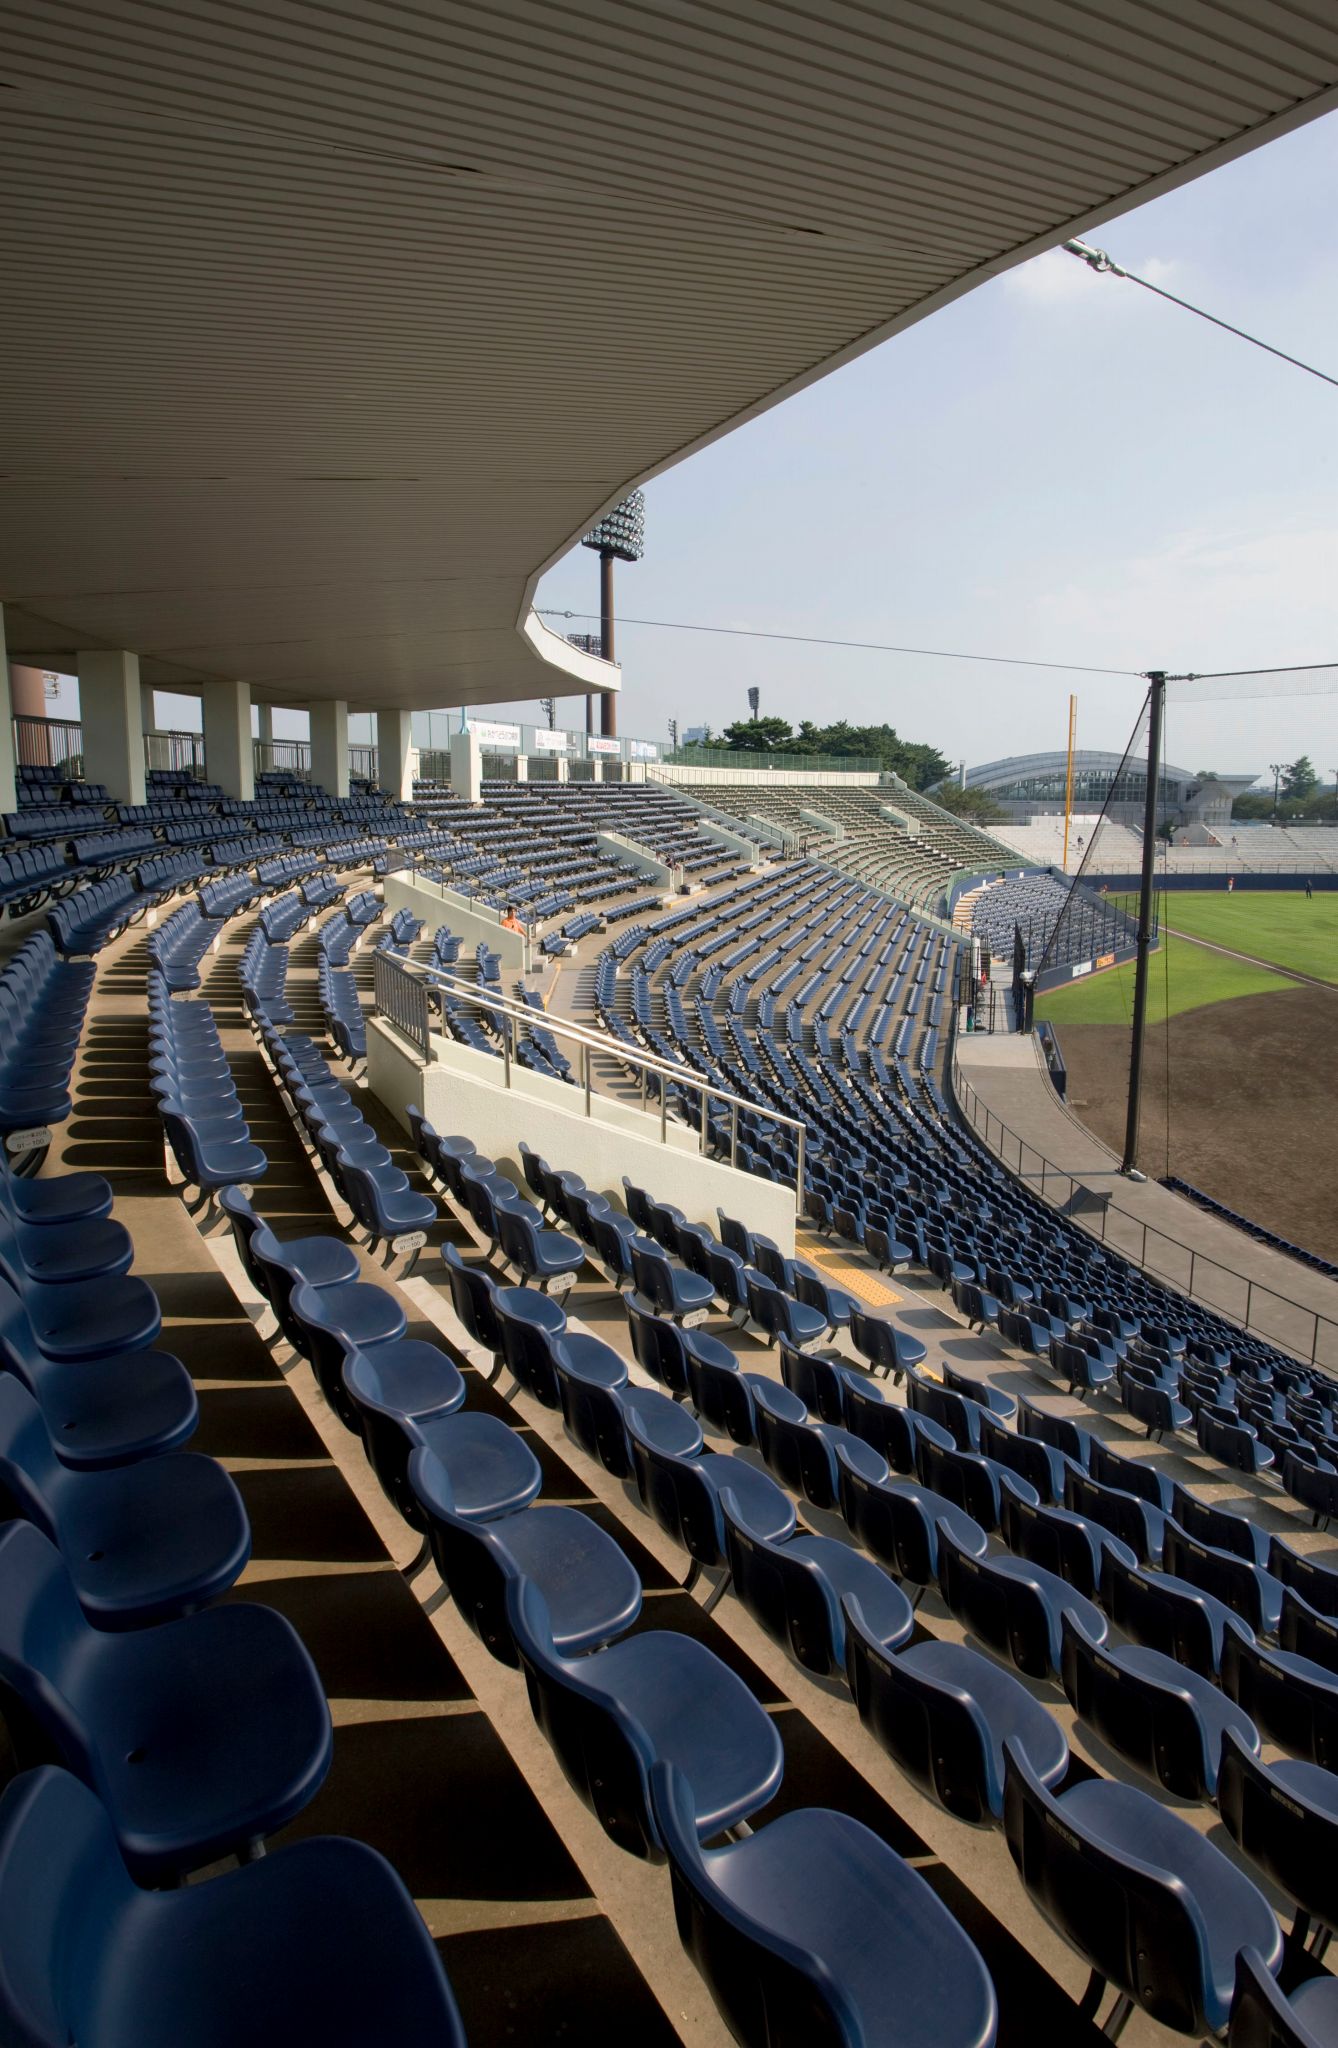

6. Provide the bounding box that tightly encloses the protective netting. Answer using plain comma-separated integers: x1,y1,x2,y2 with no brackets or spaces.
1034,691,1153,977
1166,664,1338,703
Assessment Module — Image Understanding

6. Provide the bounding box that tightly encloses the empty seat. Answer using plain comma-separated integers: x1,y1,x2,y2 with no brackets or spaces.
721,1487,914,1680
1060,1613,1260,1801
1101,1548,1253,1681
1217,1726,1338,1951
508,1578,784,1860
845,1615,1068,1825
937,1526,1106,1681
650,1758,1000,2048
0,1765,467,2048
1228,1948,1338,2048
1220,1631,1338,1769
1003,1739,1282,2038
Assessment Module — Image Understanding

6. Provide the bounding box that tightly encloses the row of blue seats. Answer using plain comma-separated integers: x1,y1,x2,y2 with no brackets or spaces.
150,985,269,1197
315,892,380,966
0,1159,467,2045
222,1180,1003,2048
0,934,95,1139
408,1121,1336,2044
240,931,294,1023
146,901,224,992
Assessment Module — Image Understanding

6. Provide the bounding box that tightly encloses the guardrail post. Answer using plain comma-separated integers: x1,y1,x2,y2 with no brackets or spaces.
502,1010,511,1087
730,1102,739,1167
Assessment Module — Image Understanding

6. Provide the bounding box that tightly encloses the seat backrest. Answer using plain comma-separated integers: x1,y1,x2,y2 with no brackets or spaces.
1270,1538,1338,1618
1162,1523,1275,1635
0,1377,64,1533
1002,1740,1219,2038
719,1491,841,1677
1065,1469,1162,1567
647,1760,862,2048
1088,1437,1168,1510
441,1242,501,1351
1217,1727,1335,1933
0,1765,135,2048
0,1525,96,1779
1226,1948,1325,2048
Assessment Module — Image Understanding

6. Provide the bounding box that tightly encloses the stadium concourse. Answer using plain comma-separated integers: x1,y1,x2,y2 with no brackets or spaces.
3,758,1338,2048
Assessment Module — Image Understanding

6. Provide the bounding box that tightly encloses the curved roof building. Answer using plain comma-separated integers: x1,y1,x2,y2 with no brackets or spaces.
965,750,1257,823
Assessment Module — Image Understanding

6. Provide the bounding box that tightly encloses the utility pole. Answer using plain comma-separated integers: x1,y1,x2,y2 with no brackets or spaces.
1121,671,1166,1178
1271,761,1285,822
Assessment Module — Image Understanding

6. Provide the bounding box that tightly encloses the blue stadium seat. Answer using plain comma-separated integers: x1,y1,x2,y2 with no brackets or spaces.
936,1525,1105,1681
0,1523,331,1883
1217,1726,1338,1954
0,1766,467,2048
1059,1612,1260,1801
650,1758,999,2048
720,1487,914,1679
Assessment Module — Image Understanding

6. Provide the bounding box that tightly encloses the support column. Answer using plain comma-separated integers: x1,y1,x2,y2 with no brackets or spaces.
376,706,414,802
201,678,254,801
140,684,156,734
0,611,16,815
256,702,274,743
78,649,145,805
600,550,618,739
448,728,482,804
309,698,349,797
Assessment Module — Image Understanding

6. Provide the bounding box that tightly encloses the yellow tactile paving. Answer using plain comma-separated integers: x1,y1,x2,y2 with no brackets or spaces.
799,1243,904,1309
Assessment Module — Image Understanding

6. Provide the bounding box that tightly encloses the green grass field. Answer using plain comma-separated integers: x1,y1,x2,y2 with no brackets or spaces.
1153,891,1338,985
1035,929,1288,1027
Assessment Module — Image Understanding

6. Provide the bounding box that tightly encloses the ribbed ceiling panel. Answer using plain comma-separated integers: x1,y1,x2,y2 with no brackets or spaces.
2,3,1335,707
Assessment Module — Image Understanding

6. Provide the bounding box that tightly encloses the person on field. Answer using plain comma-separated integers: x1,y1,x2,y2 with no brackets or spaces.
1306,878,1314,900
1227,876,1235,893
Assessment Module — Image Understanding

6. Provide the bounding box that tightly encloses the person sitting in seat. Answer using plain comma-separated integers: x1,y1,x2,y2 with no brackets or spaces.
500,904,526,935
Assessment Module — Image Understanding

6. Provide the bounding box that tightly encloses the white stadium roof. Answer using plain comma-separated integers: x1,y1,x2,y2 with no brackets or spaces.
3,3,1337,711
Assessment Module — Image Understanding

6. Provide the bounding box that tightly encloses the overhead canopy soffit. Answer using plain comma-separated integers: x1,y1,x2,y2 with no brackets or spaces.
2,2,1336,710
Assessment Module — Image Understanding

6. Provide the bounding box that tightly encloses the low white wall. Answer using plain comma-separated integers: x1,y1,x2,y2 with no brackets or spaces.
695,818,761,867
596,831,675,888
382,871,529,967
367,1017,796,1252
653,763,881,788
879,802,920,838
798,808,843,838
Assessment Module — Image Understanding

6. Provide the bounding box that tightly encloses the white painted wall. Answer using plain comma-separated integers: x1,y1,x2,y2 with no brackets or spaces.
367,1017,797,1252
596,831,676,888
382,870,530,967
653,763,880,789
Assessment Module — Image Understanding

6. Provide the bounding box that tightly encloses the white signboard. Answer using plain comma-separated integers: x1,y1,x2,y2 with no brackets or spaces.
469,720,521,749
627,739,658,760
532,728,569,752
586,736,621,756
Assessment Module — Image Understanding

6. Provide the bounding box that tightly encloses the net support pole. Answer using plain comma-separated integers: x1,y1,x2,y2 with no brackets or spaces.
1121,672,1164,1177
1062,693,1076,872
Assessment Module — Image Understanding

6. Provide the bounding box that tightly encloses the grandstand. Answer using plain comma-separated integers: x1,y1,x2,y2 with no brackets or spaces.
6,6,1338,2047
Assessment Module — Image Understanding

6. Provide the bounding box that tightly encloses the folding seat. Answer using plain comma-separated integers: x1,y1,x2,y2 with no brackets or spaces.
555,1343,703,1480
650,1758,999,2048
1002,1740,1282,2040
218,1187,360,1305
590,1205,639,1286
1280,1588,1338,1676
916,1435,1038,1534
936,1525,1105,1681
407,1446,641,1662
1217,1727,1338,1957
681,1326,775,1446
941,1360,1016,1423
835,1447,987,1596
495,1202,585,1294
997,1488,1136,1602
1170,1484,1272,1567
951,1276,1000,1332
864,1217,915,1270
907,1374,986,1452
1088,1435,1174,1512
0,1245,162,1363
509,1580,784,1862
0,1376,249,1629
1051,1337,1115,1399
705,1241,750,1318
1280,1449,1338,1530
848,1305,926,1380
0,1273,198,1469
160,1100,268,1195
1015,1393,1092,1469
631,1236,714,1326
625,1290,696,1397
779,1342,863,1427
1064,1468,1166,1567
976,1412,1069,1504
1220,1630,1338,1769
1102,1547,1253,1681
489,1289,581,1408
720,1488,914,1680
1272,1531,1338,1617
673,1218,719,1282
280,1275,408,1412
1227,1948,1338,2048
751,1378,878,1515
715,1208,756,1265
1123,1377,1192,1440
0,1523,331,1883
791,1264,861,1337
845,1614,1068,1825
1162,1521,1283,1638
0,1766,467,2048
1199,1406,1275,1476
341,1159,436,1260
1060,1612,1260,1801
0,1186,132,1286
0,1159,112,1226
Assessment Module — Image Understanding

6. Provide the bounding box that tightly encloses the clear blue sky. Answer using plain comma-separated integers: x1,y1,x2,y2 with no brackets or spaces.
526,106,1338,785
143,109,1338,784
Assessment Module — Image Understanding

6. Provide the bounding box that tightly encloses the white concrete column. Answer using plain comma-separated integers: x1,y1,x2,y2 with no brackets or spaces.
376,707,414,801
78,649,145,804
514,755,528,783
555,757,569,784
140,684,157,734
309,698,349,796
0,613,16,816
591,760,603,784
201,677,254,801
448,728,482,803
255,702,274,744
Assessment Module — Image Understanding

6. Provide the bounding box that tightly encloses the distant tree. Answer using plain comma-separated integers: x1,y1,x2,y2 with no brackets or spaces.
1231,792,1273,820
720,716,794,750
1282,755,1318,800
931,783,1008,824
788,718,952,790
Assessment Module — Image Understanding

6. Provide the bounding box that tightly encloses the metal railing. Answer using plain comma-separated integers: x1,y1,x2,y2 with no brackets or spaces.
371,951,807,1209
661,747,883,775
12,714,84,773
949,1046,1338,1370
373,951,432,1057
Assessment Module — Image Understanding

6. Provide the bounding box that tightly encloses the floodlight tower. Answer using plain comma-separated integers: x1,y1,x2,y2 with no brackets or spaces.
580,489,645,740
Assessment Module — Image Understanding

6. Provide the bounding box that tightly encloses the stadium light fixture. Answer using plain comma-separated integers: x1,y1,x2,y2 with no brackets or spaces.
580,490,645,740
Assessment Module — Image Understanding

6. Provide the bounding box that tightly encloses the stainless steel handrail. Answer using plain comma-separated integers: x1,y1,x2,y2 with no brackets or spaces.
373,950,807,1203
